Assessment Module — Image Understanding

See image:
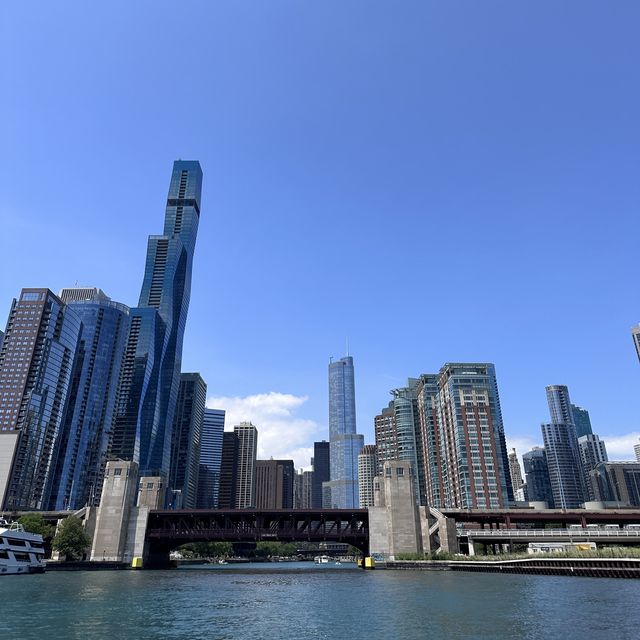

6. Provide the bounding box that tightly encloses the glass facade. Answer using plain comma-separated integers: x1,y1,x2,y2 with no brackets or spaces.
48,297,130,510
169,373,207,509
0,289,81,510
374,379,425,505
542,385,586,508
522,447,554,506
571,404,593,439
197,408,225,509
311,441,330,508
326,356,364,508
111,161,203,481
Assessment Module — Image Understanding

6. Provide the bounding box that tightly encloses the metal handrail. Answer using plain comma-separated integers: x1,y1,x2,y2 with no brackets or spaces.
459,529,640,538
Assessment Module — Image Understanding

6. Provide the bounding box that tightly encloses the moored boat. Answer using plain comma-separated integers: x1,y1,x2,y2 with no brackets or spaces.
0,518,46,575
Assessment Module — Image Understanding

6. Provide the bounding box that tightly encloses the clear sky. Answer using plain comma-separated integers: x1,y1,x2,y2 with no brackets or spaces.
2,2,639,467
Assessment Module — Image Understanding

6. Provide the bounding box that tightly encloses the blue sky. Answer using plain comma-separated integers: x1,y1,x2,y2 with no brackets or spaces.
2,2,639,467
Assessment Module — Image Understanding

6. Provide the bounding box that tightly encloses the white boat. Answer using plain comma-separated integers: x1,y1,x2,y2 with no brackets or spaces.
314,555,330,564
0,518,46,575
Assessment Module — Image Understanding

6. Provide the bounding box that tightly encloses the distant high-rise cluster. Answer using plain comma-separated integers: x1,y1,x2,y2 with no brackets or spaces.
365,363,512,510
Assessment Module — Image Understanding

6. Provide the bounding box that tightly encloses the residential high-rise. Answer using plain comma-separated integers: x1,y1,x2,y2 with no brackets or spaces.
234,422,258,508
255,459,294,509
571,405,593,438
374,379,425,505
169,373,206,509
110,160,203,482
541,385,585,508
508,448,524,498
48,288,130,510
417,364,512,509
197,408,224,509
522,447,554,507
311,441,330,508
218,432,239,509
0,289,81,510
634,438,640,464
578,434,608,501
358,444,378,508
541,422,585,508
415,374,444,507
324,356,364,508
632,324,640,363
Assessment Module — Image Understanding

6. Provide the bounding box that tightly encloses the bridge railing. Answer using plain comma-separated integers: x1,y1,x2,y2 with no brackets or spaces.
459,529,640,538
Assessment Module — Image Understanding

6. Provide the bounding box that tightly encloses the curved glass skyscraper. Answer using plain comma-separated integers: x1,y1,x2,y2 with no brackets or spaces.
111,161,202,481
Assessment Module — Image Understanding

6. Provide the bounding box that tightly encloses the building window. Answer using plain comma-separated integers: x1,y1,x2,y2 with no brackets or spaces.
114,468,122,476
396,467,404,476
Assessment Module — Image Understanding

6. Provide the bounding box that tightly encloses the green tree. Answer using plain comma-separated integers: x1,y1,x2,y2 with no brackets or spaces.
52,516,91,561
18,513,55,539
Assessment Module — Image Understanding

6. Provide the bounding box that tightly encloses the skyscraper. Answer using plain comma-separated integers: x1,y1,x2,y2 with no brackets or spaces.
311,441,330,508
218,432,239,508
48,288,130,510
234,422,258,508
374,379,425,505
417,364,512,509
508,448,524,498
110,161,202,482
591,462,640,506
578,434,608,501
634,438,640,464
444,363,511,508
522,447,554,507
294,469,313,508
324,356,364,508
415,374,445,507
541,385,585,508
0,289,81,510
197,408,225,509
571,404,593,439
169,373,206,509
254,459,294,509
358,444,378,508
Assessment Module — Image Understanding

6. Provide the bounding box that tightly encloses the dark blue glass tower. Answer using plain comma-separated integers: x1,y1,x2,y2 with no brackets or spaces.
197,408,225,508
110,161,202,481
49,291,130,510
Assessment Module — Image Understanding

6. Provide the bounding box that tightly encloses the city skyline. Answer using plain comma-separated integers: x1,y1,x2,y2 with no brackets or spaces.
2,4,640,470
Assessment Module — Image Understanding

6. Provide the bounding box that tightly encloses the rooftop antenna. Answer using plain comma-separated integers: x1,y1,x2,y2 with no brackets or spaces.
346,336,350,357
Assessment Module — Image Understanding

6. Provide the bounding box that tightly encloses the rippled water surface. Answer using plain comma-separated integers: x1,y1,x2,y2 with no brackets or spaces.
2,562,638,639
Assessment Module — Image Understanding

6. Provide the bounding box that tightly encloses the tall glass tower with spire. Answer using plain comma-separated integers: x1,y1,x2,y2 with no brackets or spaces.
323,356,364,508
111,161,202,481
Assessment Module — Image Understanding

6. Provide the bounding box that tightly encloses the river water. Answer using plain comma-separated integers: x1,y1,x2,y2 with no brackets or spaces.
2,562,638,639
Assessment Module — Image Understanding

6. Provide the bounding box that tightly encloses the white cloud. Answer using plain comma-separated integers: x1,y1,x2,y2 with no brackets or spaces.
602,432,640,461
206,392,323,469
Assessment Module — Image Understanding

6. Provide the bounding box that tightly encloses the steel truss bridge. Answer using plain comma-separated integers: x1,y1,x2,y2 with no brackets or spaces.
144,509,369,567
